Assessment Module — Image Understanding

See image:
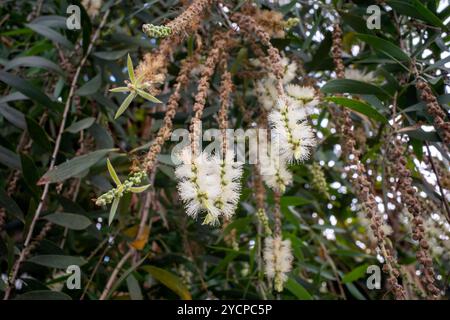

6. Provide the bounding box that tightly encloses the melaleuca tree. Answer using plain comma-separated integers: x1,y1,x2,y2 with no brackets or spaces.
0,0,449,300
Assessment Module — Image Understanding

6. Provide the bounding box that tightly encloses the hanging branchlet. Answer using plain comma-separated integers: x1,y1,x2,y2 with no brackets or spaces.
143,0,212,39
144,55,197,174
387,136,441,299
331,23,345,79
331,22,406,300
189,32,229,154
231,12,285,95
415,78,450,145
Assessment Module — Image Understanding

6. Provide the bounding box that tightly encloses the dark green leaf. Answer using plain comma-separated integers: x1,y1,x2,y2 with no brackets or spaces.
76,74,102,96
28,255,86,269
25,23,74,49
0,70,55,107
44,212,92,230
15,290,72,300
66,117,96,133
321,79,390,99
38,148,117,184
285,277,313,300
325,97,388,123
141,265,192,300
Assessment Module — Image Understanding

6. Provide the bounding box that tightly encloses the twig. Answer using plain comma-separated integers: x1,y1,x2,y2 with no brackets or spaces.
3,10,111,300
99,248,135,300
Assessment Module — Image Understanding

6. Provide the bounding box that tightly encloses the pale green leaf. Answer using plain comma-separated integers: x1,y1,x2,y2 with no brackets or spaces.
106,158,121,186
136,89,162,104
129,184,150,193
114,92,137,119
127,54,135,83
109,197,120,225
109,86,130,93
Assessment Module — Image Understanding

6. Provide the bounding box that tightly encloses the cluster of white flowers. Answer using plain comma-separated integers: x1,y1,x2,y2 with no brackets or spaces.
175,147,243,226
344,69,376,83
263,236,293,292
270,98,316,162
254,57,298,111
253,57,318,194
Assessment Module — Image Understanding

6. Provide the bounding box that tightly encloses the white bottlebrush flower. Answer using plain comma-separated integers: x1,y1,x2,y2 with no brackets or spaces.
264,236,293,292
285,84,319,112
344,69,376,83
280,57,297,84
260,154,293,194
255,78,278,111
175,148,221,225
175,148,243,225
212,150,243,219
269,98,316,162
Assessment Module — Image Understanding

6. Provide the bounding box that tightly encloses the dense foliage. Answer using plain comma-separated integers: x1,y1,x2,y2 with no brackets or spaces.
0,0,449,300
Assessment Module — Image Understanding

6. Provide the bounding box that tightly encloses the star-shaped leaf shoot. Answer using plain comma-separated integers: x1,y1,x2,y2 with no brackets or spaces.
110,54,162,119
95,158,150,225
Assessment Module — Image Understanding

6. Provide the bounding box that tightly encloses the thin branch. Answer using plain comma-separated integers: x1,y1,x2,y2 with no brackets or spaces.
99,248,135,300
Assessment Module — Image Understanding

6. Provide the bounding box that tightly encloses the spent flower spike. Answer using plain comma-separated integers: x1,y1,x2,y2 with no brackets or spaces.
95,159,150,225
109,54,162,119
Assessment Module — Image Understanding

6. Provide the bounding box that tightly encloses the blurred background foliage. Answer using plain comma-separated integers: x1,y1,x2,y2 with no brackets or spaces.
0,0,449,300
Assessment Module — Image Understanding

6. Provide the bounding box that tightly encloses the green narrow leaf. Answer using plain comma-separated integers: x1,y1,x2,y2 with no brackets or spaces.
129,184,150,193
93,49,129,60
114,92,137,119
109,87,130,93
342,264,369,283
20,154,40,196
25,23,74,49
0,103,26,129
15,290,72,300
75,74,102,96
387,0,446,29
108,197,120,225
44,212,92,230
66,117,96,133
107,158,121,186
0,70,55,107
126,274,143,300
141,265,192,300
0,189,24,222
355,33,410,62
0,145,21,170
38,148,117,184
26,116,52,151
4,56,65,76
136,89,162,103
285,278,313,300
321,79,390,99
28,255,86,269
325,97,388,123
127,54,135,83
